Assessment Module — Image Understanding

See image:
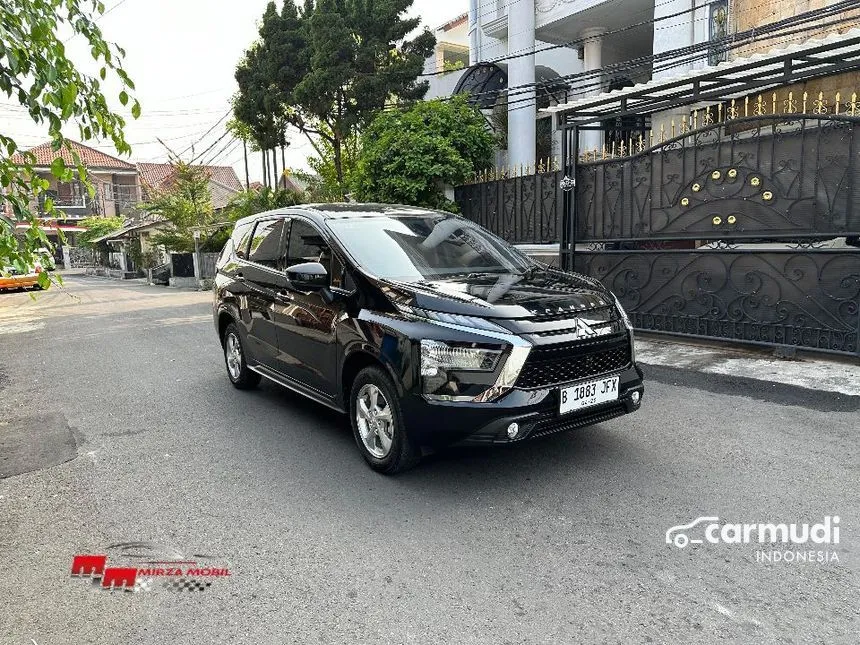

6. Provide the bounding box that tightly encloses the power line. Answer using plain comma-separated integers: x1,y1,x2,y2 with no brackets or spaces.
201,136,240,167
419,0,716,77
492,12,860,116
433,1,860,109
178,109,232,158
189,130,232,164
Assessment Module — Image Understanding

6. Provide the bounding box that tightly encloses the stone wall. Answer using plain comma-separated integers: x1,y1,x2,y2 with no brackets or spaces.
732,0,860,58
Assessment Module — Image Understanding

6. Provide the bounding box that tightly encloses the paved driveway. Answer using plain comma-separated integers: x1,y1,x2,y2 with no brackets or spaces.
1,276,857,644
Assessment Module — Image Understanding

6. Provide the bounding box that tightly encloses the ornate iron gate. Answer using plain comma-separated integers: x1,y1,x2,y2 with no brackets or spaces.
454,166,562,244
564,110,860,357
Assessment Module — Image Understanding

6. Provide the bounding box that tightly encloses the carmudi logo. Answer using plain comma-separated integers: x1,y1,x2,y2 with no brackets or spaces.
665,516,842,563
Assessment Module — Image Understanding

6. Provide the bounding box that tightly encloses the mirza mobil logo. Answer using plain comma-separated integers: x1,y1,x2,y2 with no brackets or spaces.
665,516,841,563
71,542,231,593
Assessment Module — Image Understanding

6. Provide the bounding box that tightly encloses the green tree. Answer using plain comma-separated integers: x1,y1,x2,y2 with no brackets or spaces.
352,96,495,211
144,162,214,253
234,0,435,198
294,126,360,202
224,185,302,223
77,215,124,247
1,0,138,288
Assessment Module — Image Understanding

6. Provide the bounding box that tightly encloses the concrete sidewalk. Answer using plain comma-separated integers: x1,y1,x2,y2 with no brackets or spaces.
636,335,860,397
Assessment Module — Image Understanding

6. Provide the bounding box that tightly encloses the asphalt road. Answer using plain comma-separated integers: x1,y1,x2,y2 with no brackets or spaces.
0,275,857,644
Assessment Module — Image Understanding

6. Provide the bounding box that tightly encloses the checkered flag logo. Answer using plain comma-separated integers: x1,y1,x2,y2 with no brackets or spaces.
134,577,155,593
162,577,213,592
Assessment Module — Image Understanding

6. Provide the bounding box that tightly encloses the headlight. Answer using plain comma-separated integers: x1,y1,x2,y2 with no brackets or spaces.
420,340,501,374
420,340,504,400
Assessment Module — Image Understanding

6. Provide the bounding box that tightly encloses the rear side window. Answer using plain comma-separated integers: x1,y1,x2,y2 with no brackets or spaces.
248,218,288,269
232,222,254,260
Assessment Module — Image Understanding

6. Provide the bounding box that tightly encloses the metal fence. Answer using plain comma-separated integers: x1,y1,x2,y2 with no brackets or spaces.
199,253,219,278
454,166,562,244
565,105,860,357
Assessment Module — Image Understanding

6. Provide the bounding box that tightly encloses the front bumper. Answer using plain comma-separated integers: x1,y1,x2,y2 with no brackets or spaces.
400,363,644,448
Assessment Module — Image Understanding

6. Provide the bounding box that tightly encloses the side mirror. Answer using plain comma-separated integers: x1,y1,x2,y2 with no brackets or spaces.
286,261,328,290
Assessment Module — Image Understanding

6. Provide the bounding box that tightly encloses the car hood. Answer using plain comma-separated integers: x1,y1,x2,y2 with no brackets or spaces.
382,269,613,319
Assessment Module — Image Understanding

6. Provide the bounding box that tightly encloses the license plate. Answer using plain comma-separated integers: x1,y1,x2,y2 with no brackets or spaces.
559,375,619,415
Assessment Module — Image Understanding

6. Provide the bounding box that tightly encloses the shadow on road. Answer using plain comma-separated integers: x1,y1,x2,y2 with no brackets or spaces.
241,372,640,497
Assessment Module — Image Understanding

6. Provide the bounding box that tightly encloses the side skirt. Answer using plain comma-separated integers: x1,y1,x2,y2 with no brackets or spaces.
249,364,346,414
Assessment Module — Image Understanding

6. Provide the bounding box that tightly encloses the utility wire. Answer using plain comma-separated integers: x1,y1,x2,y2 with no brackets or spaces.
492,12,860,116
178,109,232,158
189,130,232,164
419,0,717,77
420,1,860,110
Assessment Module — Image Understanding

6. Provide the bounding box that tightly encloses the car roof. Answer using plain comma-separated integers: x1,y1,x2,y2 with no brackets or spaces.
235,203,448,228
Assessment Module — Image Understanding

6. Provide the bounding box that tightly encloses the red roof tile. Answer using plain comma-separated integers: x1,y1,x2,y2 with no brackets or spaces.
137,162,243,194
12,140,135,170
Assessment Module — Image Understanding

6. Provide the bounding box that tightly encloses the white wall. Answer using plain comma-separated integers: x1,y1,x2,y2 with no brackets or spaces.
425,68,468,100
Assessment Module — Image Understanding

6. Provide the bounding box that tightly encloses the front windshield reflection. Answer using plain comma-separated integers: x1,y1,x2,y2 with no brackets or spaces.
328,214,532,283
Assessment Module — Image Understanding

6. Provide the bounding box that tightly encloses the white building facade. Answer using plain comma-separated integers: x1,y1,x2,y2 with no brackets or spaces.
424,0,727,168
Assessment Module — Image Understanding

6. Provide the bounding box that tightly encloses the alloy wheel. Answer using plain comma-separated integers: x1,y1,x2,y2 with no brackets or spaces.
355,383,394,459
225,332,242,380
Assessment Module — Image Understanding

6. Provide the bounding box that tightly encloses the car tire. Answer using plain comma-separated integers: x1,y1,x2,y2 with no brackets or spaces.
349,366,420,474
223,322,261,390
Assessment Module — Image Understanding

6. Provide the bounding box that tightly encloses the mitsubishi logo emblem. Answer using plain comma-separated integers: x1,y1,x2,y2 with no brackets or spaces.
575,318,598,338
574,318,611,339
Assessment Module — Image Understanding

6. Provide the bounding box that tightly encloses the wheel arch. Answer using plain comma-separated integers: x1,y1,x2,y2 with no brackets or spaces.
217,303,242,346
341,346,401,403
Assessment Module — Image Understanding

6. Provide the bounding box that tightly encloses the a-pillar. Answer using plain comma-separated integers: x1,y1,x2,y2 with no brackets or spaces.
580,27,605,153
507,0,536,170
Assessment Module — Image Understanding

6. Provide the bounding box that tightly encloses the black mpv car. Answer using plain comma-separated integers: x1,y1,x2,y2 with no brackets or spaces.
214,204,644,473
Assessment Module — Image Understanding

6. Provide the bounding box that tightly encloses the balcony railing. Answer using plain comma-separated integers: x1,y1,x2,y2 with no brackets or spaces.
111,184,140,206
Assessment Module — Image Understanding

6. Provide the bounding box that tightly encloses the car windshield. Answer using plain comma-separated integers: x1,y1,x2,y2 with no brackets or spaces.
327,214,533,282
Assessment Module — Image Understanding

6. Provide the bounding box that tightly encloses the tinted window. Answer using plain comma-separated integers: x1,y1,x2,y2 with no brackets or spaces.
248,218,288,268
327,214,531,281
286,219,328,267
233,222,255,260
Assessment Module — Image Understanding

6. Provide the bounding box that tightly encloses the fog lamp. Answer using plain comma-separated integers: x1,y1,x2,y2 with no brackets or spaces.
631,391,641,404
506,422,519,439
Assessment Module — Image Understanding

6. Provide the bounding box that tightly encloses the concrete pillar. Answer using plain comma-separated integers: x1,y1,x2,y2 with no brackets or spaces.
650,0,699,136
581,27,605,153
652,0,696,80
507,0,536,170
468,0,480,65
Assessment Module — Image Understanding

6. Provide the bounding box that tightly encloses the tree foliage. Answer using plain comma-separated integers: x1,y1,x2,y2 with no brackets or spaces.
224,185,303,222
234,0,434,197
0,0,137,286
77,215,124,247
352,97,495,211
143,162,215,253
294,126,359,202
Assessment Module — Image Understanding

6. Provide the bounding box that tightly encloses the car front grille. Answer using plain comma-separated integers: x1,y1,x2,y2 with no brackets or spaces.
515,333,632,389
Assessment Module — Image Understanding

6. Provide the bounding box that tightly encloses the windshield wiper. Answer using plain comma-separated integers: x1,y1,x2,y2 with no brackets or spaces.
518,265,541,279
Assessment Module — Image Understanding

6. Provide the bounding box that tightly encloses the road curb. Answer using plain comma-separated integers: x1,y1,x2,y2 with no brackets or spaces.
636,337,860,398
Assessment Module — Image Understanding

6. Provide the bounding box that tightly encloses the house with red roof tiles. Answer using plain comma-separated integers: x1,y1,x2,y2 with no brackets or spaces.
9,140,142,249
136,162,243,210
